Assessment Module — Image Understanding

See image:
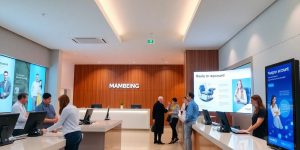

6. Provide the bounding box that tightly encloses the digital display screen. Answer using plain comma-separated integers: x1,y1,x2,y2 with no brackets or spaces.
27,64,46,111
0,55,15,112
194,67,252,113
266,61,294,150
0,54,47,112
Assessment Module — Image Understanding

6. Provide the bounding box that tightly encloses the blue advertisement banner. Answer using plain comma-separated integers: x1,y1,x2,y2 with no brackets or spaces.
27,64,46,111
266,62,294,150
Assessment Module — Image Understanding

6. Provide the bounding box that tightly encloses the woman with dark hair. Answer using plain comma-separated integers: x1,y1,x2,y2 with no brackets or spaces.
270,95,283,129
167,97,180,144
241,95,267,139
43,95,82,150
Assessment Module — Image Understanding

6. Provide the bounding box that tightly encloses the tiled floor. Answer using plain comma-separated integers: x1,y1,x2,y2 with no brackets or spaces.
120,127,183,150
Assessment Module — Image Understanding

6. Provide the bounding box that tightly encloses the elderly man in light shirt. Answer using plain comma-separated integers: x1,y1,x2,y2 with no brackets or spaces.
12,93,29,136
31,73,41,110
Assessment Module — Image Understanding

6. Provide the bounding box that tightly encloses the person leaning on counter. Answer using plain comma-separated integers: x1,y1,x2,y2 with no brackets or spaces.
241,95,267,140
35,93,58,128
43,95,82,150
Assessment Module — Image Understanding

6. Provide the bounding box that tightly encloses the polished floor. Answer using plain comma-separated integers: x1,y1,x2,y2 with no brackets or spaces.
119,126,183,150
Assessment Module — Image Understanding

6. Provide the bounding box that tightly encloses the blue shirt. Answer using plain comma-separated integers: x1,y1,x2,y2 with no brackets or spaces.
35,102,56,128
185,99,199,123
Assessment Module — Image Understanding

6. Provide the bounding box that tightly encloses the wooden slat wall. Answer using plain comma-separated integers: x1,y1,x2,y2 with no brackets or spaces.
73,65,184,112
184,50,219,94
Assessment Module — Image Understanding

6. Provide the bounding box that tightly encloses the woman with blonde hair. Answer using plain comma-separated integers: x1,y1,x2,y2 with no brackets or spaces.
234,80,247,104
43,95,82,150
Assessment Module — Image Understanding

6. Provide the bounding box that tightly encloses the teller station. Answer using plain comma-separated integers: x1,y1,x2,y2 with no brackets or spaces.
0,108,123,150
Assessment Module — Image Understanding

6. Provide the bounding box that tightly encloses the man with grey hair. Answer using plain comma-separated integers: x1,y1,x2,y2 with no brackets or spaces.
152,96,169,144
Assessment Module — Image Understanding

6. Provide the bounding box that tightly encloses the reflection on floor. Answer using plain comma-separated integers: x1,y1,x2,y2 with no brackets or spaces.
119,126,183,150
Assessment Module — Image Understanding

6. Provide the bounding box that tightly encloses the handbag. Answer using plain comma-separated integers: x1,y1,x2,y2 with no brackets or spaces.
166,115,172,123
151,123,156,132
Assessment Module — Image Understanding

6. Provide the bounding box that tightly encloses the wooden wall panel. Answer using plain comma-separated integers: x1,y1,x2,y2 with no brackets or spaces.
184,50,219,94
73,65,184,115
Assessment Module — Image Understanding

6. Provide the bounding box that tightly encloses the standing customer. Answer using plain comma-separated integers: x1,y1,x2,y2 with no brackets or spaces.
35,93,58,128
152,96,168,144
167,97,180,144
43,95,82,150
184,92,199,150
12,93,28,136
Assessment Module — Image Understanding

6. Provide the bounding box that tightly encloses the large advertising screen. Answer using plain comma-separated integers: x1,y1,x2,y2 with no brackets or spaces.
0,54,47,113
266,60,296,150
0,55,15,112
194,68,252,113
27,64,46,111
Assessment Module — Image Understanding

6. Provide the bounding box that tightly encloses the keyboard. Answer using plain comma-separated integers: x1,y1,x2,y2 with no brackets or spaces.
230,127,247,134
9,134,27,141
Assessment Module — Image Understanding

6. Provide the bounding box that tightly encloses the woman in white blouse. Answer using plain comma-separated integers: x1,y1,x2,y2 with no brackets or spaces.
234,80,247,104
43,95,82,150
270,96,283,129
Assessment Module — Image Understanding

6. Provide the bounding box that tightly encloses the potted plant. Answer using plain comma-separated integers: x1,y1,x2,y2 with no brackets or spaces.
120,101,124,109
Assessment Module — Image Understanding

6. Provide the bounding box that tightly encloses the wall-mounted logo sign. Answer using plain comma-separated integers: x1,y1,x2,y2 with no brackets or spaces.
108,83,140,89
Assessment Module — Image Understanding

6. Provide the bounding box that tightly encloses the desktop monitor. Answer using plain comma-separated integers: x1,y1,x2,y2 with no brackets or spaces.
131,104,142,109
0,113,19,146
202,109,212,125
80,109,93,124
91,104,102,108
23,112,47,137
105,107,110,120
216,111,231,133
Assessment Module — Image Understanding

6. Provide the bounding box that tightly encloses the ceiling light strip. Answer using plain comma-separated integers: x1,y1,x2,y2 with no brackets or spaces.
95,0,122,42
182,0,202,42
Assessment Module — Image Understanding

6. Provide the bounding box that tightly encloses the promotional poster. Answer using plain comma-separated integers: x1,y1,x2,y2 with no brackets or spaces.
0,55,15,112
13,60,30,105
28,64,46,111
194,68,252,113
266,62,294,150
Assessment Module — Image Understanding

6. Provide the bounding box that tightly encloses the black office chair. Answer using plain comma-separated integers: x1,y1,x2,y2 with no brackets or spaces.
91,104,102,108
130,104,142,109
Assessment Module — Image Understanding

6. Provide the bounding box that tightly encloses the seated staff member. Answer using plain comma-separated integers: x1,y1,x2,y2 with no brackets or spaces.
43,95,82,150
12,93,28,136
35,93,58,128
241,95,267,139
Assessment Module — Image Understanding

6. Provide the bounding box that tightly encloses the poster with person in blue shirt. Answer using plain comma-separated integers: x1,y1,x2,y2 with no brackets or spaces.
266,61,294,150
0,55,15,112
28,64,46,111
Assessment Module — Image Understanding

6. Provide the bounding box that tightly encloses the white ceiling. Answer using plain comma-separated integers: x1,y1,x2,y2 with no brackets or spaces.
0,0,275,64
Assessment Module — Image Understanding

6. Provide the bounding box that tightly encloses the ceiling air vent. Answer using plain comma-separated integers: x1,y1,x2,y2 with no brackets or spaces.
72,37,107,44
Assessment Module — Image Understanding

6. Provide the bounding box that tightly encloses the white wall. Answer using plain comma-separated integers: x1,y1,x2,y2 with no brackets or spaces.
0,26,51,67
60,58,75,103
219,0,300,129
48,50,62,111
220,0,300,101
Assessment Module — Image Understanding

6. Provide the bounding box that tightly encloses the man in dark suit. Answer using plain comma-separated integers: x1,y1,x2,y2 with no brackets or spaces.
0,71,11,99
152,96,169,144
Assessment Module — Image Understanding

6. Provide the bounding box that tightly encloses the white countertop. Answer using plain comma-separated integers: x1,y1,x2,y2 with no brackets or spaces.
79,108,149,129
192,122,271,150
0,135,65,150
80,120,122,132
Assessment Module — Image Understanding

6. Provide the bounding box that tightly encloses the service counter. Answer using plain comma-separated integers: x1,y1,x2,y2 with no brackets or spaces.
178,115,271,150
79,108,150,129
79,120,122,150
0,134,65,150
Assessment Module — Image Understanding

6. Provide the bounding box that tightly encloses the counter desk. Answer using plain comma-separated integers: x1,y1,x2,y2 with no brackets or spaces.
178,116,271,150
0,134,65,150
79,108,150,129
